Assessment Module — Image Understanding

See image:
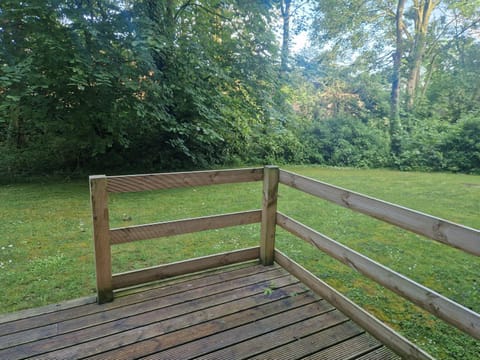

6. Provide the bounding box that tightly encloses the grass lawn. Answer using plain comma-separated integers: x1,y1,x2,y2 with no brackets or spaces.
0,166,479,359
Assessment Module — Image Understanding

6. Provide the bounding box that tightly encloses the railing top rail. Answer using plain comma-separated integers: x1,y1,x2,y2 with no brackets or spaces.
89,167,264,194
279,169,480,257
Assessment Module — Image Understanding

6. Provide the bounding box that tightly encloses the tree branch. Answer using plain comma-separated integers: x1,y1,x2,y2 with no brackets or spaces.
174,0,195,21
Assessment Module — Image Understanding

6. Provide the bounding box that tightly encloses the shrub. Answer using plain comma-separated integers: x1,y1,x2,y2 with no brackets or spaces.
441,114,480,173
394,114,480,174
244,128,307,165
393,117,451,171
304,117,391,168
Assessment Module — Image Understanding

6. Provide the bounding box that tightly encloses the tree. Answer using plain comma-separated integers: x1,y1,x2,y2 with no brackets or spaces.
390,0,406,155
280,0,293,72
404,0,438,111
423,37,480,122
133,0,281,166
0,0,289,174
0,0,175,173
273,0,313,74
310,0,480,155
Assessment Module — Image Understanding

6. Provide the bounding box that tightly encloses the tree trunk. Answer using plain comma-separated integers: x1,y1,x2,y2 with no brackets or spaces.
165,0,176,42
390,0,406,156
420,52,438,99
405,0,436,111
144,0,176,71
280,0,292,73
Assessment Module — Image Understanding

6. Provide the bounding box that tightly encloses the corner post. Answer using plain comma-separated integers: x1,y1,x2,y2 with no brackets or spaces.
260,165,279,265
90,175,113,304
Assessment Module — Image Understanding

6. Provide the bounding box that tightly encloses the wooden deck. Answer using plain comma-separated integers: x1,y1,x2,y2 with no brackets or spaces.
0,262,400,360
3,166,477,359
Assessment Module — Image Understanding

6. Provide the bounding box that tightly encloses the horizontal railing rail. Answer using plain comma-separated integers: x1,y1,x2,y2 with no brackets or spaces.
110,210,262,244
112,247,260,290
279,169,480,256
106,167,264,193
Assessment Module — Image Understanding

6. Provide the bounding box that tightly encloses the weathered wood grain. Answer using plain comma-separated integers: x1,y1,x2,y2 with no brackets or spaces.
0,296,96,325
198,318,361,360
112,247,260,289
260,165,279,265
77,284,312,360
110,210,261,244
0,264,265,337
148,304,341,360
1,262,398,360
279,169,480,256
89,175,113,304
106,167,263,193
255,329,383,360
302,333,382,360
354,346,402,360
0,269,293,358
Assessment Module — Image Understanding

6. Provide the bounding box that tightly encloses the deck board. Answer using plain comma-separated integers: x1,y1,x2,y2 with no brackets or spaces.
264,331,377,360
0,262,264,337
1,265,280,349
0,263,400,360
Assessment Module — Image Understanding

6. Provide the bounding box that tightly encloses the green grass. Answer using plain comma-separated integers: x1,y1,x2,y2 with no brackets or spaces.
0,166,479,359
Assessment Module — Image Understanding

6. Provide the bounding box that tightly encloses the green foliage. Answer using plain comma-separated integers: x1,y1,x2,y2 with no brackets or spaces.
245,127,307,165
0,0,283,175
394,117,451,171
421,38,480,123
394,115,480,174
304,117,391,168
0,0,173,174
1,0,479,176
441,115,480,173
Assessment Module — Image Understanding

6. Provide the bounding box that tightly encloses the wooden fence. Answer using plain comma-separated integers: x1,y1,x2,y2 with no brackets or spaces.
90,166,480,358
90,167,266,303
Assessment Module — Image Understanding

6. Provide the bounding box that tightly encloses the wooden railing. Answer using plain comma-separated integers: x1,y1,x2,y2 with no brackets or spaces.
89,167,265,303
275,170,480,339
279,170,480,256
90,166,480,359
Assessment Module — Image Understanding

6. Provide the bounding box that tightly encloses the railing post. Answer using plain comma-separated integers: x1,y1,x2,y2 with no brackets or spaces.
260,165,279,265
90,175,113,304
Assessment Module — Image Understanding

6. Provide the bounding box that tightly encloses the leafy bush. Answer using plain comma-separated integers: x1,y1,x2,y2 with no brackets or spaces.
394,117,451,171
244,128,307,165
441,114,480,173
393,115,480,174
304,117,391,168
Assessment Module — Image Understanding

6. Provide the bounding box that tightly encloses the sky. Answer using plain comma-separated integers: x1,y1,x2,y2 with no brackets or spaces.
292,31,309,53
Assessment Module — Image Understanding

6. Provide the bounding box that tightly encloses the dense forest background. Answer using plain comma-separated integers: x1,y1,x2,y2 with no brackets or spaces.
1,0,479,177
